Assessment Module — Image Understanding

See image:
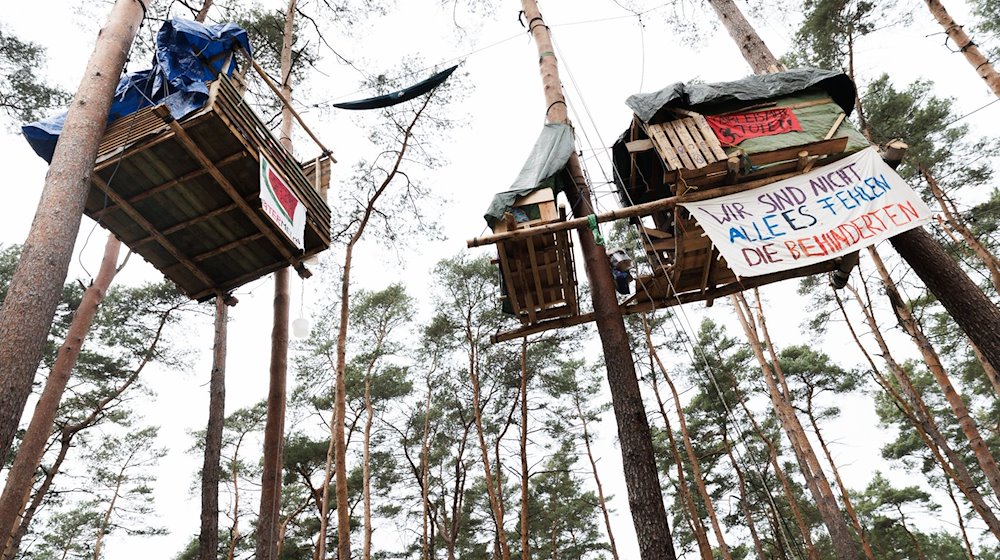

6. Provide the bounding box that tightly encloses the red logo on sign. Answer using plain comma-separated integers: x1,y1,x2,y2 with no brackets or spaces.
705,107,803,146
267,167,299,222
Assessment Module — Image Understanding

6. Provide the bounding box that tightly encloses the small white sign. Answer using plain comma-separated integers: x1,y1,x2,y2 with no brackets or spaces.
680,146,933,277
260,153,306,250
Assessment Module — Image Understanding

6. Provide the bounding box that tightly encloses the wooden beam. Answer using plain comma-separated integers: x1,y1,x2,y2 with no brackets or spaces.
468,170,805,248
246,54,336,162
93,152,247,219
193,232,267,262
131,201,244,248
90,174,215,289
155,106,303,270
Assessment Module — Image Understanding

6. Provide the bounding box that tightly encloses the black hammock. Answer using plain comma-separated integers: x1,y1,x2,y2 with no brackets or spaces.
332,65,459,110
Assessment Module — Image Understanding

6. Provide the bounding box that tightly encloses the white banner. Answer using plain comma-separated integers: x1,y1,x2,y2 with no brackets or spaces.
260,153,306,250
679,146,933,277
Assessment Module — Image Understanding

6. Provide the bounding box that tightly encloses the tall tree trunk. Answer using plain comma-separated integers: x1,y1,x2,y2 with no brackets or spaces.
643,319,732,559
573,394,621,560
466,334,511,560
925,167,1000,295
705,0,782,74
519,339,530,560
868,246,1000,502
518,3,676,558
733,293,860,560
943,476,976,560
93,467,126,560
420,378,433,560
257,267,289,560
362,376,373,560
645,350,712,560
723,437,766,560
841,282,1000,539
922,0,1000,98
802,400,875,560
200,295,228,560
736,398,819,560
256,3,295,559
888,227,1000,373
0,235,121,547
193,0,227,553
0,0,149,465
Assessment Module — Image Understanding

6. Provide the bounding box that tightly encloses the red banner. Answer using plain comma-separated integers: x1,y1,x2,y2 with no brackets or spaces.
705,107,803,146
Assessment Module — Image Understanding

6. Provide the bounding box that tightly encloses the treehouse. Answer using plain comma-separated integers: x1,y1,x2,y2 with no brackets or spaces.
485,124,580,325
612,68,871,313
23,19,332,301
470,69,933,342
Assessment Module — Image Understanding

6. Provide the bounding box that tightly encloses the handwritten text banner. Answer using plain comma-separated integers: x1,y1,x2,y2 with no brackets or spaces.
679,147,933,277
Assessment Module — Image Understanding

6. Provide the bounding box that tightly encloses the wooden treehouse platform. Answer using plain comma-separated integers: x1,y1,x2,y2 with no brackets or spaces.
88,74,331,300
471,87,866,343
493,191,579,325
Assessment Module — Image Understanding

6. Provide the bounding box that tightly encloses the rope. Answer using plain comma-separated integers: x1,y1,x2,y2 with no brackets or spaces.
587,214,605,246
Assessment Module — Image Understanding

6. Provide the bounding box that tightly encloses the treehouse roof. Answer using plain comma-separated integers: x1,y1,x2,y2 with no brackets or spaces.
23,18,252,162
483,123,574,227
626,67,857,124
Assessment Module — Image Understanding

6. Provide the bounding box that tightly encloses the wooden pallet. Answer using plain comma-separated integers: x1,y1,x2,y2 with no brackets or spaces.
88,74,331,301
496,221,578,326
642,112,728,172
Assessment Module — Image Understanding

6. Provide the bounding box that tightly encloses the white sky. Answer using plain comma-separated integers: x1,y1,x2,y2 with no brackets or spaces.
2,0,999,557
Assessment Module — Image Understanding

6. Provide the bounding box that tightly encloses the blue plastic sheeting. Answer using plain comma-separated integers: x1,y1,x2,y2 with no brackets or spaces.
23,18,252,163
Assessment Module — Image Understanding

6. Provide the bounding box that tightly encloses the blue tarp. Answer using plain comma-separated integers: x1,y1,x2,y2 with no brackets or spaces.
23,18,252,163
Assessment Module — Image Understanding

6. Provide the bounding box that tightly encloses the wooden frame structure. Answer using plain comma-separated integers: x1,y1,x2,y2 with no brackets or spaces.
88,74,332,300
471,95,863,342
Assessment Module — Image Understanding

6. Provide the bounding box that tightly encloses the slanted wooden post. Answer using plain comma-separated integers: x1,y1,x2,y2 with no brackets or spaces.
519,2,678,559
0,0,152,465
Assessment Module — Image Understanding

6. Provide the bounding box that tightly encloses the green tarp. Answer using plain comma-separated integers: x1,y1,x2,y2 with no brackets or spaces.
725,89,869,155
484,123,574,227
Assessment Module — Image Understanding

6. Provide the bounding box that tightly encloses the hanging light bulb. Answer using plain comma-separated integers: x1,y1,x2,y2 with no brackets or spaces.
303,253,321,267
292,316,311,338
292,272,311,338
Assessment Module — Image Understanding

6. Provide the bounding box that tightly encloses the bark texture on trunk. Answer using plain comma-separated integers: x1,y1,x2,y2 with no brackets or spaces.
256,3,295,558
0,235,120,550
0,0,148,465
519,3,676,558
705,0,783,74
923,0,1000,98
200,296,228,560
519,340,530,560
841,283,1000,539
869,247,1000,502
889,228,1000,373
733,294,860,560
644,319,731,559
256,268,289,560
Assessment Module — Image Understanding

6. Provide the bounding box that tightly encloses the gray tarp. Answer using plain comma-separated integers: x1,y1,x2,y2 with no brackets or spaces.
484,123,574,227
626,68,857,123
